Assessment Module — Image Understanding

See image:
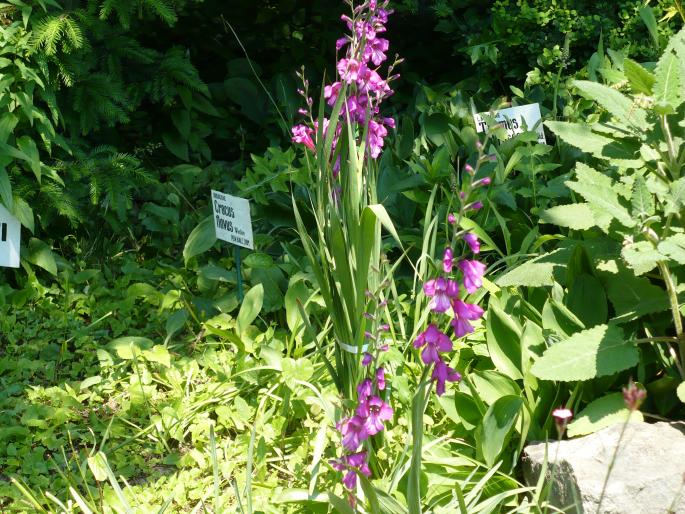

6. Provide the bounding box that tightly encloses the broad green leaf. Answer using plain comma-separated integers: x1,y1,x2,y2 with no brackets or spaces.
567,392,643,437
281,358,314,390
658,234,685,264
0,113,18,144
171,109,191,139
183,215,216,264
285,280,309,333
486,302,523,380
162,131,189,161
539,203,596,230
108,336,154,359
424,112,451,146
653,50,682,112
605,271,669,323
531,324,637,381
143,345,171,368
545,122,641,167
87,452,110,482
367,204,402,247
566,274,607,328
621,241,663,275
623,58,656,95
631,175,654,219
573,80,649,130
0,166,12,210
236,283,264,334
542,297,585,338
639,5,659,49
165,308,188,337
470,370,521,406
497,247,570,287
480,395,523,466
665,177,685,215
16,136,41,182
567,163,634,230
26,237,57,275
677,382,685,404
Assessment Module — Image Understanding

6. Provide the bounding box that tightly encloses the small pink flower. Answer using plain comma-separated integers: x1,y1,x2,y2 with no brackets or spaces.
356,396,393,436
448,213,456,225
451,299,484,338
338,415,369,451
337,58,362,83
463,233,480,254
423,277,459,313
414,324,453,364
443,247,454,273
376,367,385,390
291,124,315,152
431,359,461,396
464,163,474,175
362,352,373,366
552,408,573,423
458,259,485,293
330,451,371,490
357,378,373,400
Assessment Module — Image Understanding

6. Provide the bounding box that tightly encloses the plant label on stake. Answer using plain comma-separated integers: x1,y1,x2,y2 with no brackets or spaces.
211,190,253,301
0,203,20,268
474,103,546,144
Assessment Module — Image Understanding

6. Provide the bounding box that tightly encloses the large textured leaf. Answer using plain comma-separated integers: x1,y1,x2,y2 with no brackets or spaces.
539,203,596,230
658,234,685,264
480,395,523,466
623,58,656,95
545,122,642,167
26,237,57,275
631,175,654,219
531,324,638,381
566,163,635,230
621,241,663,275
653,50,682,112
605,270,669,323
0,166,12,210
183,215,217,264
566,274,607,328
497,247,571,287
486,302,523,380
573,80,648,130
567,392,643,437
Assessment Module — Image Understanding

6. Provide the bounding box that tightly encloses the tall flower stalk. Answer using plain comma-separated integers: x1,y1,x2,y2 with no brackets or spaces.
407,142,492,514
290,0,402,500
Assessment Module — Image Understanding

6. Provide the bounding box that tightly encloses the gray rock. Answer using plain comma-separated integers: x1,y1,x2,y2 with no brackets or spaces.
522,421,685,514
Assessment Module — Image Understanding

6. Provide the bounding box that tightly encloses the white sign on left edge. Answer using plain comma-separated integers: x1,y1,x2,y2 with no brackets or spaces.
211,190,254,249
0,203,20,268
474,103,546,144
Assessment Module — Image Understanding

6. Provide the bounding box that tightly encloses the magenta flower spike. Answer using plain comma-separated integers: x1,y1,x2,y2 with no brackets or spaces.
362,352,373,366
414,324,453,364
451,299,484,338
431,359,461,396
458,259,486,293
423,277,459,313
338,415,368,451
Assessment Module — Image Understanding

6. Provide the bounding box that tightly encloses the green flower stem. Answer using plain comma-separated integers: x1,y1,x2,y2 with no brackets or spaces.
595,412,631,514
656,261,685,379
408,367,430,514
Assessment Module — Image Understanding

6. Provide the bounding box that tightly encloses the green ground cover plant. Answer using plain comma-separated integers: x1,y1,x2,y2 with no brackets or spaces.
1,0,684,513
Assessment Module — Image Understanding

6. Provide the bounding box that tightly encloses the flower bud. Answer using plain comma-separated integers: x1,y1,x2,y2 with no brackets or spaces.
464,163,475,175
448,213,456,225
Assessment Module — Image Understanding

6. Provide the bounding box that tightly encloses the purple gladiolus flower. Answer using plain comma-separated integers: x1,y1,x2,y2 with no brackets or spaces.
356,396,393,436
414,324,453,364
330,451,371,490
431,359,461,396
291,124,315,152
357,378,373,400
376,367,385,390
451,299,484,338
458,259,486,293
443,247,454,273
423,277,459,313
362,352,373,366
338,415,369,451
464,232,480,254
363,37,389,66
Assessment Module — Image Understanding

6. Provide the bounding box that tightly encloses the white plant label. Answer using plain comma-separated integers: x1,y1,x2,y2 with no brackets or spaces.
474,103,546,144
0,203,20,268
211,190,253,249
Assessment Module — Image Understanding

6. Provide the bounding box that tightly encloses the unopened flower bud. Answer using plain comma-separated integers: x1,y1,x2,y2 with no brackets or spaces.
552,407,573,437
622,379,646,411
464,163,475,175
466,201,483,211
472,177,491,188
448,213,456,225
